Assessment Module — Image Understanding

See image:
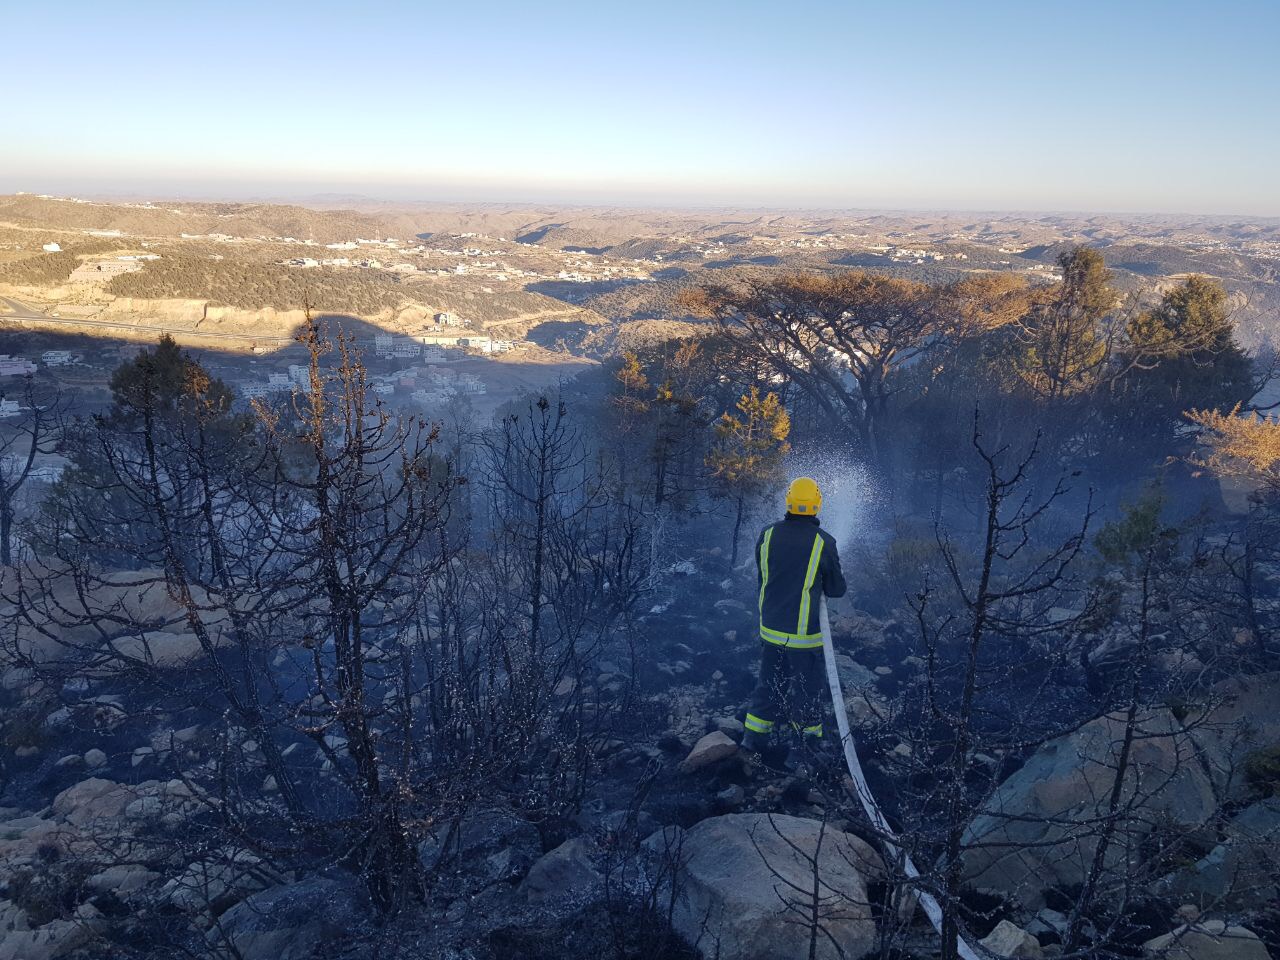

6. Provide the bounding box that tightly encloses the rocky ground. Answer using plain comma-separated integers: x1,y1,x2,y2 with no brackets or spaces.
3,549,1280,960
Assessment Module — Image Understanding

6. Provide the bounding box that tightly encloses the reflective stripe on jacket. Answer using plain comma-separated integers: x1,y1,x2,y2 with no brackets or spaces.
755,513,847,647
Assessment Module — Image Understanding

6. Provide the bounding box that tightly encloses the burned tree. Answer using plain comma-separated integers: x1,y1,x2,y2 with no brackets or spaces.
0,374,67,565
4,318,460,914
883,413,1094,959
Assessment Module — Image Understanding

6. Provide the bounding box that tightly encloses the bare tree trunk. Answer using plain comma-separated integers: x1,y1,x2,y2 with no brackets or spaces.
730,494,744,568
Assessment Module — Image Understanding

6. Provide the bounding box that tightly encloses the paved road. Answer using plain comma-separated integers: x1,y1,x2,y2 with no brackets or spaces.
0,296,297,345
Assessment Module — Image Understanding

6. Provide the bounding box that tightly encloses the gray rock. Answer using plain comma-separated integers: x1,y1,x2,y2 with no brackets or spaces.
679,731,738,774
51,778,136,828
82,749,107,769
124,795,162,820
980,919,1043,958
419,809,540,877
86,863,161,898
1142,921,1272,959
596,809,660,842
716,785,746,809
0,908,98,960
1162,797,1280,907
0,898,29,934
645,813,880,960
161,849,270,913
520,837,602,905
714,717,745,737
211,877,365,960
963,709,1221,907
1,666,35,692
1028,908,1069,940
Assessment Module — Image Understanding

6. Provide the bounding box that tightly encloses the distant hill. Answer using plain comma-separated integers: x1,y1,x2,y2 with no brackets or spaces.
3,194,1277,351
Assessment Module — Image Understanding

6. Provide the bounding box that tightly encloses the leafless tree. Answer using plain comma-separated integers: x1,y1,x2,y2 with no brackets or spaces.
0,374,67,565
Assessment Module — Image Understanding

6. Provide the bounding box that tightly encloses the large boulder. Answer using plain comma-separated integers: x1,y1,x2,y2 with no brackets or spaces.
646,813,880,960
50,778,137,829
963,674,1280,909
210,877,364,960
962,709,1219,907
1142,921,1272,959
10,568,230,670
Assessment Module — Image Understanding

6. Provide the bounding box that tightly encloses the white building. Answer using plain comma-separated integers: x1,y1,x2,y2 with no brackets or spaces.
372,382,395,396
267,373,292,391
0,356,37,376
458,336,494,354
288,364,310,386
410,389,450,405
42,242,62,253
417,333,464,348
42,350,73,366
0,399,21,418
435,312,463,327
392,341,421,359
374,333,395,356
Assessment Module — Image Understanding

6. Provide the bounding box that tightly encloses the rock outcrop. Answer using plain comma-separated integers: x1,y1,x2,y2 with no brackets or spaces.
646,813,881,960
963,674,1280,909
963,708,1223,906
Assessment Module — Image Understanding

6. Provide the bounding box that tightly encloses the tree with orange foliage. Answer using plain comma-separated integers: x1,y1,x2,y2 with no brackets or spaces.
1187,406,1280,492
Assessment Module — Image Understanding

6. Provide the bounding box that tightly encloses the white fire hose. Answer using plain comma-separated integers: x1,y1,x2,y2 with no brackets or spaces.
820,598,980,960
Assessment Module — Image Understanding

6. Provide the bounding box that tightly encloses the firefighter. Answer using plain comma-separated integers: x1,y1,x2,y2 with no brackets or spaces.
741,477,846,766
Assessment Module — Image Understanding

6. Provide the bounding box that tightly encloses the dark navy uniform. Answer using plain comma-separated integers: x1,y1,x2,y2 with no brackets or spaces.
744,513,846,747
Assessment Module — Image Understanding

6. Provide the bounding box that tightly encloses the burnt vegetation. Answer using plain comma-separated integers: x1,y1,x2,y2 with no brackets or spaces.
2,249,1280,960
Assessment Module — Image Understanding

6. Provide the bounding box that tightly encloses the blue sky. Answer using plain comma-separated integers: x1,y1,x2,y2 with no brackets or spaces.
2,0,1277,214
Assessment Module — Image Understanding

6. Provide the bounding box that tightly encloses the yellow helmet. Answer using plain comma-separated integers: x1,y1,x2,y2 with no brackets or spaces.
786,477,822,515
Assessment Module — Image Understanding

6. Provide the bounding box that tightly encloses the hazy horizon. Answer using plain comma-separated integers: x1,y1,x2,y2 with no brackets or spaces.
10,181,1280,224
3,0,1279,217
